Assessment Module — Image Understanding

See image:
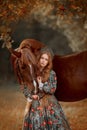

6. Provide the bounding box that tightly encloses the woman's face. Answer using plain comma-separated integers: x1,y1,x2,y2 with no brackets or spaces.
39,53,49,68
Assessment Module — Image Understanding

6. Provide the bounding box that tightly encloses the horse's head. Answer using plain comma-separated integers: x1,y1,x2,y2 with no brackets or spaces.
11,39,45,93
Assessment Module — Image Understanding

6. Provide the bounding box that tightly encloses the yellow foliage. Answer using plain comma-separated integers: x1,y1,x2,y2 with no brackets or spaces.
0,0,87,33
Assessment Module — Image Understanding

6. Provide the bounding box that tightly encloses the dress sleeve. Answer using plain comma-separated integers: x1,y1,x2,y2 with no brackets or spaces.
43,70,57,94
22,86,32,99
22,70,57,98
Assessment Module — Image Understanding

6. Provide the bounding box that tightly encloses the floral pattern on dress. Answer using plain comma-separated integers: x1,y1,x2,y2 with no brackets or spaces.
22,70,71,130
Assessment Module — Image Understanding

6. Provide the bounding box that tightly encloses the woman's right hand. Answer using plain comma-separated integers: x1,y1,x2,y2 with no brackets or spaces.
37,76,42,83
37,76,44,90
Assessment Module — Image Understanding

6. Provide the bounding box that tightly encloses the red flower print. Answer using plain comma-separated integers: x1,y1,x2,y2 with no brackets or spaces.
37,106,43,111
48,120,53,125
50,110,54,114
50,103,53,107
51,88,56,93
29,124,32,128
31,108,34,112
43,121,46,126
47,105,51,110
54,76,57,80
24,122,28,127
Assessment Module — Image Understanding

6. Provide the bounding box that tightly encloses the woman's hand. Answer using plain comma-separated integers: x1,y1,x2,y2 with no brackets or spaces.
37,76,44,91
32,95,39,100
37,76,42,83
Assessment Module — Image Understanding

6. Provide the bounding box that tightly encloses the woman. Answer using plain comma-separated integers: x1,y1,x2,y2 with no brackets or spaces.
23,48,71,130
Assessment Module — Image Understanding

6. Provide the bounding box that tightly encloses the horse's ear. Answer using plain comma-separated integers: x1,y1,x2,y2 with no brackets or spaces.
27,39,46,56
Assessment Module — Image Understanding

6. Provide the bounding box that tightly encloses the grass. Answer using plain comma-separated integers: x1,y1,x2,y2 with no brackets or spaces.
0,84,87,130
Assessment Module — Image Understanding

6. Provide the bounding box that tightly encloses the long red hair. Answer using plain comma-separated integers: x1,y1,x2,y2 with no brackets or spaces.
36,50,53,82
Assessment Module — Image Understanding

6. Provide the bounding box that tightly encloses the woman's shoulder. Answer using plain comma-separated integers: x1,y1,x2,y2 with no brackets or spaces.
49,70,57,80
50,70,56,75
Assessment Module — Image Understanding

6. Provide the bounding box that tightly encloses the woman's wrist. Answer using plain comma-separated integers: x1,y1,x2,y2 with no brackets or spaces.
39,82,44,90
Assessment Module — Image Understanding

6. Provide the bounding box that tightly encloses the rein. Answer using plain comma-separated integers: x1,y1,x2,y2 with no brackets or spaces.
29,64,38,94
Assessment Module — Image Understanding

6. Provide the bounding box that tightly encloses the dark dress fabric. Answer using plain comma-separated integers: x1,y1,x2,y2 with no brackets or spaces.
22,70,71,130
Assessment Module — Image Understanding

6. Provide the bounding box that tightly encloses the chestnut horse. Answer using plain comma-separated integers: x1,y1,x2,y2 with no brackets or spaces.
53,51,87,102
10,39,87,102
10,39,45,93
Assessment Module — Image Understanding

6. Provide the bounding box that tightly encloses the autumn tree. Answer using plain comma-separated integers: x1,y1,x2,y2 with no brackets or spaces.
0,0,87,46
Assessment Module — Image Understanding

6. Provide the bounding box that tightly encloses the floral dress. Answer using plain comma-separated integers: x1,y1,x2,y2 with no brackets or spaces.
22,70,71,130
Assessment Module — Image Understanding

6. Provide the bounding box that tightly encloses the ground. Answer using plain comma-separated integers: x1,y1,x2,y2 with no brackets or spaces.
0,84,87,130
